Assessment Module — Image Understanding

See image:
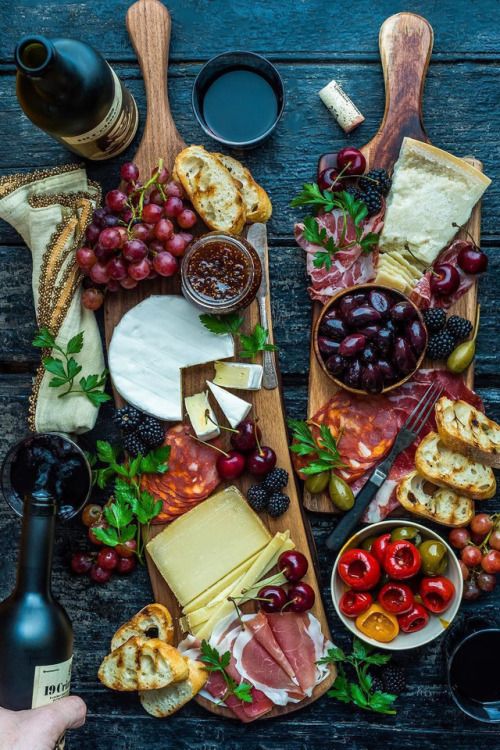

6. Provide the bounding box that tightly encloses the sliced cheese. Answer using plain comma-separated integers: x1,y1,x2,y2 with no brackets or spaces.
206,380,252,428
182,550,261,614
196,531,295,640
375,251,422,293
108,296,234,421
379,137,491,266
146,486,271,607
184,391,220,440
213,361,263,390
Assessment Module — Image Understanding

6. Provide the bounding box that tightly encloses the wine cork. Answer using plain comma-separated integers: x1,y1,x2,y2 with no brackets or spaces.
319,80,365,133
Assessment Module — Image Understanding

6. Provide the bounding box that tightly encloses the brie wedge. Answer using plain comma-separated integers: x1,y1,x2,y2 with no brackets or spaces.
108,296,234,421
213,361,263,390
206,381,252,428
184,391,220,440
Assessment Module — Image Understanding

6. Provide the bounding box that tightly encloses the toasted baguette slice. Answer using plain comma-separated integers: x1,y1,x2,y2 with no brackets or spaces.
111,603,174,651
397,471,475,527
174,145,246,233
415,432,496,500
139,659,207,718
435,396,500,469
214,153,272,222
98,637,188,692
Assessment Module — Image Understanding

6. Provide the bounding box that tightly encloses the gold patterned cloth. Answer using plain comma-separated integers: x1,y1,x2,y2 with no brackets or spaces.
0,164,105,434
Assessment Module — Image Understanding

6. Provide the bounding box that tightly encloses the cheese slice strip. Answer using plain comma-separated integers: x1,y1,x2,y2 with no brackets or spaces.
379,137,491,266
196,531,294,640
182,550,261,614
146,486,271,607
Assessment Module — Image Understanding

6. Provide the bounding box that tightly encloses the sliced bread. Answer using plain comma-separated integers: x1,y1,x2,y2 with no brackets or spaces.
174,145,246,233
435,396,500,469
397,470,475,527
139,659,208,718
214,153,272,222
111,603,174,651
98,636,189,692
415,431,496,500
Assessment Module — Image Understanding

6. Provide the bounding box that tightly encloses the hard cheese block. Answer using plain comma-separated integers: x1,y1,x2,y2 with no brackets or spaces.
146,486,271,607
182,550,261,614
108,296,234,421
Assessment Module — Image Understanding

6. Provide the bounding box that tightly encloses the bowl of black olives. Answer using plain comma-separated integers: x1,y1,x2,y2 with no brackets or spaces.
313,284,427,394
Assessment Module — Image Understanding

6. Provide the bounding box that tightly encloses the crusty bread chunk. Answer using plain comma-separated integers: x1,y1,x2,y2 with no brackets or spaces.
139,659,208,718
415,432,496,500
214,153,272,222
174,145,246,233
111,603,174,651
435,397,500,469
98,637,188,692
397,471,475,527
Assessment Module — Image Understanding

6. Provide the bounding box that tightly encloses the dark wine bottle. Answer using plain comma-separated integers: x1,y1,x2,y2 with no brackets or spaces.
15,34,138,160
0,489,73,714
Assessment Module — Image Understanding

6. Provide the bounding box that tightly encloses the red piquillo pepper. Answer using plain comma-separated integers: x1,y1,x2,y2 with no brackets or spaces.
398,603,429,633
383,540,421,580
338,549,381,590
339,590,373,618
371,533,391,565
378,582,414,614
419,576,455,614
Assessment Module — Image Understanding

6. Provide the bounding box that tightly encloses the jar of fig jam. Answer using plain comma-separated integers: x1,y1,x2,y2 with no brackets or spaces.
181,232,262,313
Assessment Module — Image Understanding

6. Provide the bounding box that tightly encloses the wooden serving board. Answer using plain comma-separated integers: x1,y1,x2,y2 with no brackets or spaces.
304,12,484,513
104,0,335,718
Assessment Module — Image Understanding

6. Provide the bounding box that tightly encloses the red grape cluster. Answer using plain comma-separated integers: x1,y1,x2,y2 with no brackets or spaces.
77,160,198,310
449,512,500,600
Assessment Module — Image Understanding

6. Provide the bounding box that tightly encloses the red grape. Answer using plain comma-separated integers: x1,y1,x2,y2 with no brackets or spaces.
154,218,174,241
153,251,178,277
462,579,481,601
105,189,128,212
153,165,169,184
120,275,138,290
116,556,136,574
82,287,105,310
129,258,151,281
116,227,128,247
121,208,133,223
449,528,470,550
481,549,500,574
97,547,119,571
147,266,158,280
165,180,183,198
120,162,139,182
142,203,163,224
459,560,469,581
90,564,112,584
461,545,483,568
178,231,193,246
71,552,93,575
85,223,101,244
107,256,128,281
115,540,137,558
477,571,496,592
177,208,197,229
90,262,110,285
164,196,183,217
470,530,487,545
99,227,121,250
165,233,187,256
122,239,148,262
93,243,113,261
149,188,164,205
131,223,152,242
106,279,120,292
470,513,493,536
76,246,96,269
489,529,500,551
103,214,119,228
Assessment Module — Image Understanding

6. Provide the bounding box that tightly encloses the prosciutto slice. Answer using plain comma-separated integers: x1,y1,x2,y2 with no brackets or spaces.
410,240,478,309
243,610,296,680
266,613,317,695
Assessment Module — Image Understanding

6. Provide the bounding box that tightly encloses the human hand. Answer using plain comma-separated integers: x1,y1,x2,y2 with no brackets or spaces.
0,695,86,750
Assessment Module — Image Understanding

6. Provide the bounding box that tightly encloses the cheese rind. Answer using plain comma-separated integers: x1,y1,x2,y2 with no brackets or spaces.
213,361,263,390
184,391,220,440
206,381,252,428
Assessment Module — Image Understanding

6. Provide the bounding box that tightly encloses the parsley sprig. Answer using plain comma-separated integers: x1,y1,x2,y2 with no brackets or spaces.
89,441,169,562
32,327,110,407
200,641,253,704
318,638,397,715
199,314,278,360
288,419,345,475
291,186,380,270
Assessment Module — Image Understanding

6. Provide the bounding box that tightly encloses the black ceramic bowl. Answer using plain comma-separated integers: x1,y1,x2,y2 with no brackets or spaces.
192,51,285,149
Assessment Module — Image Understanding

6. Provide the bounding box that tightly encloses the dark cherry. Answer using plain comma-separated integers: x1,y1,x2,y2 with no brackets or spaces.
394,337,417,374
339,292,366,318
287,582,316,612
318,168,343,192
390,300,418,322
368,289,392,317
326,353,347,375
278,550,309,582
96,547,119,571
430,263,461,296
70,552,93,575
339,333,367,357
363,363,384,393
116,556,137,574
318,336,340,356
258,585,288,613
246,446,277,476
337,147,366,176
344,358,362,388
319,314,347,340
90,564,112,584
230,419,262,453
456,241,488,274
216,450,246,480
361,345,377,364
375,327,394,355
345,305,382,328
358,324,381,340
406,319,427,354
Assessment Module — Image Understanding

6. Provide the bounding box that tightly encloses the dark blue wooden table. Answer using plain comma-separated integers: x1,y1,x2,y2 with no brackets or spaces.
1,1,500,748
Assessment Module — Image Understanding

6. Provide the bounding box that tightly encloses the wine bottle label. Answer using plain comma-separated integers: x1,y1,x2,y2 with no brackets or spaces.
59,67,138,160
31,656,72,709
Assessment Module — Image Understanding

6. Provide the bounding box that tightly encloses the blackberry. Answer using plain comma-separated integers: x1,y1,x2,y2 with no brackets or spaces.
267,492,290,518
246,485,269,512
113,405,142,432
263,468,289,493
381,664,406,695
345,185,363,202
123,431,147,457
423,307,447,334
359,168,392,196
427,331,456,360
446,315,473,342
371,674,385,694
359,187,382,216
137,416,165,448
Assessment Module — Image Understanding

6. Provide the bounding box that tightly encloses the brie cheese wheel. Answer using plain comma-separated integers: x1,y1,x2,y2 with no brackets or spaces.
379,137,491,266
184,391,220,440
213,361,263,390
206,381,252,428
109,296,234,421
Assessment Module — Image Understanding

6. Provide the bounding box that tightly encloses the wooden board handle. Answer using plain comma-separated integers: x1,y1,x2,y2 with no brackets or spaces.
126,0,184,171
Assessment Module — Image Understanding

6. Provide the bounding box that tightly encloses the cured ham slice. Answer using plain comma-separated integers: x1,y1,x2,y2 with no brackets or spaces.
266,612,317,695
411,240,477,309
243,611,296,681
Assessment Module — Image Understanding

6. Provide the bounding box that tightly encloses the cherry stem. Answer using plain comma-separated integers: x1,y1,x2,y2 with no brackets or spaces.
452,223,479,250
188,432,228,458
206,411,238,434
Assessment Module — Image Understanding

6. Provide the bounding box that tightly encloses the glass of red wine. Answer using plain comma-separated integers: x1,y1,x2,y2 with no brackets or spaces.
1,433,92,521
445,615,500,723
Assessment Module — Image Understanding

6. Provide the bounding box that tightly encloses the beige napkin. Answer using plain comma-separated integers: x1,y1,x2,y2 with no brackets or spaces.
0,164,105,434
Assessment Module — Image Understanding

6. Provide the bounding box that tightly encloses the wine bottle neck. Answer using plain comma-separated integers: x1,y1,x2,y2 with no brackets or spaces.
15,35,58,78
15,491,57,596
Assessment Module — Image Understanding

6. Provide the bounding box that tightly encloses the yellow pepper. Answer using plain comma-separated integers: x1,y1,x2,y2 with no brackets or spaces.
355,603,399,643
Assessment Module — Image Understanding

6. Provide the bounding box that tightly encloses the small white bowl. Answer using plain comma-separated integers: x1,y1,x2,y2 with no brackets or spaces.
331,520,463,651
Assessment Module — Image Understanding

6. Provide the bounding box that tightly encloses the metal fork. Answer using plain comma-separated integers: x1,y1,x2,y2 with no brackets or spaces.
325,382,444,553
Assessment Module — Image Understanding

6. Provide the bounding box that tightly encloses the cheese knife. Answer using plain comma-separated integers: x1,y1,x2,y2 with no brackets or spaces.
246,223,278,390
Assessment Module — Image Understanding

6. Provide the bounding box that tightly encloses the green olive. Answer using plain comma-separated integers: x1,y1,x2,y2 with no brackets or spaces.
447,340,476,374
361,535,378,552
328,473,355,511
419,539,448,576
304,471,330,494
391,526,422,546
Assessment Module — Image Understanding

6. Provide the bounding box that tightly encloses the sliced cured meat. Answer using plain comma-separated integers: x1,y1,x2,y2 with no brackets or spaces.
411,240,477,309
266,612,317,695
142,423,221,523
244,611,296,681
